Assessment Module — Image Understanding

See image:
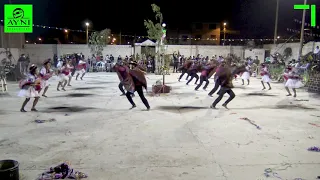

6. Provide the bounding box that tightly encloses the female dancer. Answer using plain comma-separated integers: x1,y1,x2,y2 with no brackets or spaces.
67,60,74,86
260,64,272,90
39,59,53,97
57,61,68,91
241,62,251,85
284,68,303,97
19,65,41,112
75,60,87,80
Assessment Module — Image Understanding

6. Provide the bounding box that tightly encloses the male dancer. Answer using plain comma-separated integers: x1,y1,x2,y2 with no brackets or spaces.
178,59,193,81
39,59,53,97
114,61,130,96
195,62,216,91
186,61,200,85
208,61,226,97
260,64,272,90
124,61,150,110
210,64,235,109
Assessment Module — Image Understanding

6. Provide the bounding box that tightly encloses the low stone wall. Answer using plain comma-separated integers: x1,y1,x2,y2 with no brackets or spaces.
306,72,320,93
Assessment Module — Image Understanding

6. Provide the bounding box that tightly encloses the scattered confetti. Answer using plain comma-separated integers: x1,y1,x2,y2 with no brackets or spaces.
240,117,261,129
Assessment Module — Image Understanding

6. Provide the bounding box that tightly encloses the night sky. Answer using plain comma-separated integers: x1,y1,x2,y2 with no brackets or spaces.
1,0,320,41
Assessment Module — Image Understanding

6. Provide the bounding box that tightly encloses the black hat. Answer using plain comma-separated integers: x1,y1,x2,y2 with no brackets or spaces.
129,60,138,66
43,58,51,65
29,64,37,72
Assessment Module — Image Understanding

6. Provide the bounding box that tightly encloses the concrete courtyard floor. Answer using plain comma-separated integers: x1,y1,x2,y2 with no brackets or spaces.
0,72,320,180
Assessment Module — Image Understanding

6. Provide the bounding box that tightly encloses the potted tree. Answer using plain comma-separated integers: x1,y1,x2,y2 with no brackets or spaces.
144,4,171,93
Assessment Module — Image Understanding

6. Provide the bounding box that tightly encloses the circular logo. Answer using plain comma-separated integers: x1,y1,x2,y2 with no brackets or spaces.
13,8,24,19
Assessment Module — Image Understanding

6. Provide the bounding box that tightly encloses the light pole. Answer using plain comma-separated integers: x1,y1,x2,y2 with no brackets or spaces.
298,0,307,59
85,22,89,44
273,0,279,45
64,29,68,43
223,22,227,46
161,23,167,84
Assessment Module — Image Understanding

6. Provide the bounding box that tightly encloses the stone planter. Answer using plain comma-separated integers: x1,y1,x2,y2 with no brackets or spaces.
152,84,171,94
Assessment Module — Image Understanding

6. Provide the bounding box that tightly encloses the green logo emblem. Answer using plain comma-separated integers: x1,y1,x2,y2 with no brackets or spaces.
4,4,33,33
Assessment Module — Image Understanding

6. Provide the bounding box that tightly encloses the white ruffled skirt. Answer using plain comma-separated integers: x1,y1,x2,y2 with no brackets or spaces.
40,80,49,88
241,72,250,80
262,75,271,83
285,79,304,89
18,87,39,98
59,74,69,82
76,69,86,75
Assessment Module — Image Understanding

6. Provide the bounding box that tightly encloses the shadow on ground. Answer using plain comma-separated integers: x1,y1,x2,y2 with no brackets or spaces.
244,93,277,97
157,105,208,113
85,81,117,84
54,93,95,98
234,104,316,110
73,87,106,90
43,106,96,113
0,93,11,97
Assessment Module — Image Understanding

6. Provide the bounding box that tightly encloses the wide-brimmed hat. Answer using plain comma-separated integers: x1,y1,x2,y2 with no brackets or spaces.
29,64,37,71
78,60,86,64
129,60,138,65
43,59,51,65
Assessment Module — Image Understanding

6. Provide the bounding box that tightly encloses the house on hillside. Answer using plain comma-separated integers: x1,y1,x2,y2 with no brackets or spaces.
167,22,221,45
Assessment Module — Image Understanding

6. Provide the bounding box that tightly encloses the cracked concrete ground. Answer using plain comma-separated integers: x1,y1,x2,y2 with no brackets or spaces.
0,72,320,180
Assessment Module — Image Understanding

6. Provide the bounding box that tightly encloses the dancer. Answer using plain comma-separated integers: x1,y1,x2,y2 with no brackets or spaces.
39,59,53,97
67,60,74,86
57,61,68,91
260,64,272,90
186,61,200,85
114,61,130,96
121,61,150,110
208,61,226,97
75,59,87,80
230,63,238,81
195,62,216,91
178,60,192,81
210,65,235,109
241,62,251,85
18,65,41,112
284,67,303,97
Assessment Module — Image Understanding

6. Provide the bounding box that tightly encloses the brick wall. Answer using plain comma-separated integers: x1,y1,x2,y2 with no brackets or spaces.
306,72,320,93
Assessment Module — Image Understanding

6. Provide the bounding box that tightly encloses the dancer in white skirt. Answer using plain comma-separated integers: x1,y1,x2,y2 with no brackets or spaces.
284,68,303,97
67,60,74,86
57,61,68,91
39,59,53,97
241,62,251,85
75,60,87,80
18,65,41,112
260,64,272,90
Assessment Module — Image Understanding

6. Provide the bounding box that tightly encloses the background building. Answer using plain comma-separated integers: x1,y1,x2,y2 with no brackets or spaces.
0,25,25,49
